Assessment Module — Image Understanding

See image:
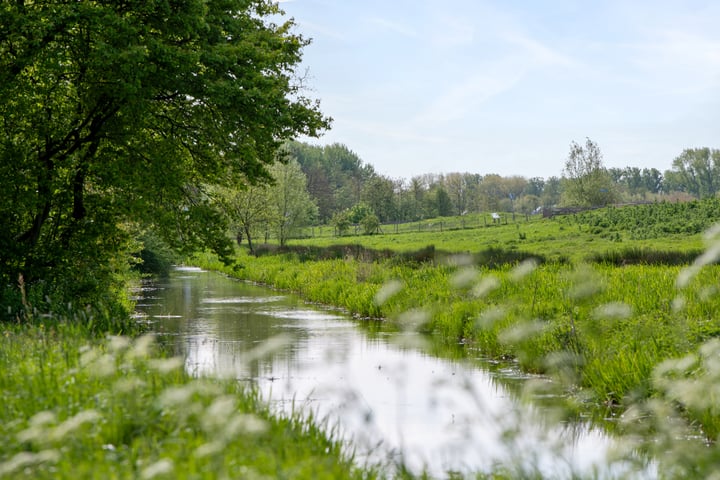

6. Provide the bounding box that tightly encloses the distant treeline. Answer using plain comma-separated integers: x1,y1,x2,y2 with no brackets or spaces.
288,141,720,226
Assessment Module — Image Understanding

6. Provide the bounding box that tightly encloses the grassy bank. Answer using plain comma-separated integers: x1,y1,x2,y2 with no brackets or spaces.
0,321,379,479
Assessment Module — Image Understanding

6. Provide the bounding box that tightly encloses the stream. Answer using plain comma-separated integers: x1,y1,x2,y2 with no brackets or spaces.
133,267,651,478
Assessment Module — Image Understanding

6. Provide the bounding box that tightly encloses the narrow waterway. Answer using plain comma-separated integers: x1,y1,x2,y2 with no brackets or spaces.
133,267,649,478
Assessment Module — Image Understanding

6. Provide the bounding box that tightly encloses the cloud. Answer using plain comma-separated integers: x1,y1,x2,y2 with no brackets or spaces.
427,15,475,48
368,17,417,38
412,67,524,126
501,32,576,68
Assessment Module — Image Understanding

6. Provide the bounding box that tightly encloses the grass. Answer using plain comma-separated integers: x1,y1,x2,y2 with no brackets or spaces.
0,321,380,479
291,208,706,264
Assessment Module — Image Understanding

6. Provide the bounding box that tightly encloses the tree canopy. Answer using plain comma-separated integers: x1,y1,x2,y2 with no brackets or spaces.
561,138,617,207
0,0,328,314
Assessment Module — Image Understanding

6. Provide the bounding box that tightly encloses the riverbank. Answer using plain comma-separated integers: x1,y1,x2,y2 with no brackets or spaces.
0,321,379,479
192,245,720,471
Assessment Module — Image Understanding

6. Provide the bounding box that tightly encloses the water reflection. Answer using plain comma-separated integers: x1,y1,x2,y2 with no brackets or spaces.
136,267,651,478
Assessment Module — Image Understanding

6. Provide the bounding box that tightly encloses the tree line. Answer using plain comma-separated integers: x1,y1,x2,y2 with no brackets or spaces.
239,140,715,236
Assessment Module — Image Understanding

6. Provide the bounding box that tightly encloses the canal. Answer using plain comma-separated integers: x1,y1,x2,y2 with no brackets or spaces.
133,267,650,478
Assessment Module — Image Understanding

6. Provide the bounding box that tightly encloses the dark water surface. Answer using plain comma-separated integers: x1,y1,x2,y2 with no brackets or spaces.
133,267,650,478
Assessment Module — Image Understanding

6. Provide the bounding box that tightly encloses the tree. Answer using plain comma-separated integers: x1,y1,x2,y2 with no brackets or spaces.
561,138,617,207
541,176,562,207
0,1,328,314
269,158,318,246
666,148,720,198
362,175,397,222
434,186,454,217
216,183,275,255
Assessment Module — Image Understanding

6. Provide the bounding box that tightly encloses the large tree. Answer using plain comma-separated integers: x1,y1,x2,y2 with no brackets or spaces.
561,138,617,207
0,1,328,313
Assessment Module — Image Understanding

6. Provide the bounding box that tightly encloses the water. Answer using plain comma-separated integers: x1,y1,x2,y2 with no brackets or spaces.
134,267,649,478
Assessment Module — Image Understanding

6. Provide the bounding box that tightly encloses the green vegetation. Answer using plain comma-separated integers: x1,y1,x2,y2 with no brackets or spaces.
0,322,376,479
3,0,720,477
0,0,328,319
191,201,720,473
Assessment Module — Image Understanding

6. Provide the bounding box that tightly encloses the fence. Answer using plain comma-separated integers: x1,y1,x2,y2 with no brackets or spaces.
295,212,541,240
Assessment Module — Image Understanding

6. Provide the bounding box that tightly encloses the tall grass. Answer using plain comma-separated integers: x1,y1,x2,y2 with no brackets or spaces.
0,322,378,479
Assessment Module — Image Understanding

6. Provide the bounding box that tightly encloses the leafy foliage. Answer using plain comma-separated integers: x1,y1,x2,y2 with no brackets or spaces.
561,138,617,207
0,1,328,316
568,198,720,240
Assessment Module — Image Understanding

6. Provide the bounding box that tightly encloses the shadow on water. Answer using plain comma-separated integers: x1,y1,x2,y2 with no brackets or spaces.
134,267,654,478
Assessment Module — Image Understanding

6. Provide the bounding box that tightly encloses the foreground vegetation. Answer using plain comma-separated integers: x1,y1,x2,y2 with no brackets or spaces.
0,321,377,479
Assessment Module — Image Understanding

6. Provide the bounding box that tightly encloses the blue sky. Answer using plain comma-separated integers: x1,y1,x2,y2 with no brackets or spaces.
278,0,720,180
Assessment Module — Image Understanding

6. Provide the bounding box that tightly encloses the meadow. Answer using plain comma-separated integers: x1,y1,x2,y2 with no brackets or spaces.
192,199,720,476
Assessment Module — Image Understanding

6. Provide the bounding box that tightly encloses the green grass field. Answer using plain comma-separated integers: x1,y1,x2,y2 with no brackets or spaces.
293,206,706,264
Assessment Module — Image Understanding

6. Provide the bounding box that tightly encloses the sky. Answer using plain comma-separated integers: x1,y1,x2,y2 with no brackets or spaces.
276,0,720,180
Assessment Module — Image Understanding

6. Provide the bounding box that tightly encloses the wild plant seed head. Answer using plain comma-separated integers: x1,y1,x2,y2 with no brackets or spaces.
87,353,117,378
127,334,156,360
474,306,507,330
446,254,474,267
395,309,430,332
201,395,237,433
194,440,225,459
591,302,632,320
450,267,478,290
114,377,147,393
140,458,174,480
472,275,500,298
148,357,184,374
106,335,131,354
243,334,293,363
671,295,686,312
158,385,196,408
702,223,720,242
509,258,538,282
373,279,404,306
17,410,58,443
48,409,101,442
236,414,269,435
0,450,60,477
498,320,545,345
